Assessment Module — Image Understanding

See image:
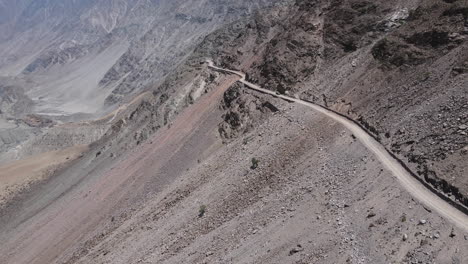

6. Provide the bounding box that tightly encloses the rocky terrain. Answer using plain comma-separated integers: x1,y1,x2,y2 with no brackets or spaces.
0,0,278,117
0,0,282,163
199,0,468,210
0,0,467,264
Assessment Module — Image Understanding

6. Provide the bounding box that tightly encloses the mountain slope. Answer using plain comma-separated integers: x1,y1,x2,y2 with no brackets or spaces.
0,0,279,117
0,1,467,264
200,0,468,211
0,0,283,165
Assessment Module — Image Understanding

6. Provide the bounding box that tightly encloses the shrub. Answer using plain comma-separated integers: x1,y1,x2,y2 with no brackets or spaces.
198,205,206,218
251,158,259,170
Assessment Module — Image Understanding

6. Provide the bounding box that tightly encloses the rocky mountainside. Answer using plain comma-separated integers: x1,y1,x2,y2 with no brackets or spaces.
0,1,467,264
0,0,283,163
200,0,468,210
0,0,278,118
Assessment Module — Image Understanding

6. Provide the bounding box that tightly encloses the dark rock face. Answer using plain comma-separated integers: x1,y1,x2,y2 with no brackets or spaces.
323,0,383,55
406,31,451,48
371,38,430,67
218,83,277,141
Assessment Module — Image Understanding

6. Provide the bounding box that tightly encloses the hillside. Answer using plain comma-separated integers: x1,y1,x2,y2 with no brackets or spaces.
0,0,467,264
199,0,468,211
0,0,277,117
0,0,281,163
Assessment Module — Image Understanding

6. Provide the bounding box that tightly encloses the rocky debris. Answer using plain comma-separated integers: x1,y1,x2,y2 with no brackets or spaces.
199,2,468,259
377,8,409,31
404,249,436,264
450,228,457,238
289,244,304,256
202,0,467,209
367,211,376,218
21,115,54,128
218,83,280,141
384,96,468,207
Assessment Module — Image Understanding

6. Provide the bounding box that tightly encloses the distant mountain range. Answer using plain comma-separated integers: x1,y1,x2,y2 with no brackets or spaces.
0,0,278,117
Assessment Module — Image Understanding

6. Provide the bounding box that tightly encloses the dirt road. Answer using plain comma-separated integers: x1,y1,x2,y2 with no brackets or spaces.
207,60,468,232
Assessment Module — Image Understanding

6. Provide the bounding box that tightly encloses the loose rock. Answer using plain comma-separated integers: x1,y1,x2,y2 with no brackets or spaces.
289,244,304,256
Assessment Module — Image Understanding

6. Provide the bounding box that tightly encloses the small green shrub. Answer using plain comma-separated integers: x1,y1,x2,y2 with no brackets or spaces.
198,205,206,218
251,158,259,170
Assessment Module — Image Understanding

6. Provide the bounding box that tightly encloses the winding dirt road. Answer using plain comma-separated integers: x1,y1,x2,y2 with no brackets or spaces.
207,60,468,232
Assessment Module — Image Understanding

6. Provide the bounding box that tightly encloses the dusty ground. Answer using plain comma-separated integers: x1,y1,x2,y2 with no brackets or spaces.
0,144,88,208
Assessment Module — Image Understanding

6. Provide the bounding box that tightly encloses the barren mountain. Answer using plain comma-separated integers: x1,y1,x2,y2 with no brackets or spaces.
0,0,281,163
200,0,468,212
0,0,277,117
0,0,467,264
